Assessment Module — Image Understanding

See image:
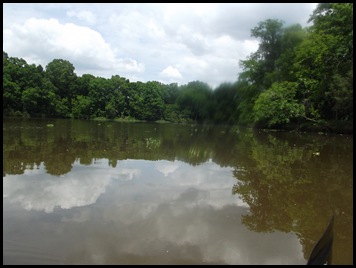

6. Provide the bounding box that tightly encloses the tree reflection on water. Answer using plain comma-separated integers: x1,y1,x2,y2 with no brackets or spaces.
3,118,353,264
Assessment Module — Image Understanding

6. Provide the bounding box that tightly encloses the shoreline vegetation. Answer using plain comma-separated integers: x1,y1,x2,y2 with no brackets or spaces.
4,115,353,135
3,4,352,135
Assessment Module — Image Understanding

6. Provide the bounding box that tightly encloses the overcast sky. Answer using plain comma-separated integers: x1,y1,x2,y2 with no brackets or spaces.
3,3,318,89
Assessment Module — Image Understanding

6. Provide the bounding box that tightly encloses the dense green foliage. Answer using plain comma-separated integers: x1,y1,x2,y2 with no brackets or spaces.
3,3,352,133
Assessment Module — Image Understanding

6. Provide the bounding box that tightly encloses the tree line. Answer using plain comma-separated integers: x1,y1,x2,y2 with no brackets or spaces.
3,3,353,133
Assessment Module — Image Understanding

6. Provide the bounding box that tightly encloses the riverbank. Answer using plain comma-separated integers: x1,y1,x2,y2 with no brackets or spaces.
4,115,353,135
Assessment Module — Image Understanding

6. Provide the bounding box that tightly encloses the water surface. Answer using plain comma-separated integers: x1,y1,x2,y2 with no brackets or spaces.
3,118,353,264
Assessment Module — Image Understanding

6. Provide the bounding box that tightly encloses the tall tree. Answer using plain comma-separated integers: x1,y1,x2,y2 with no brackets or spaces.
295,3,353,121
211,82,239,124
240,19,284,91
45,59,77,105
251,19,284,74
176,81,213,123
87,77,112,118
3,52,45,115
275,24,306,82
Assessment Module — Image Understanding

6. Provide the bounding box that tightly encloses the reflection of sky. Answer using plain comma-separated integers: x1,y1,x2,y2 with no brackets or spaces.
3,159,245,213
4,161,121,213
3,159,306,265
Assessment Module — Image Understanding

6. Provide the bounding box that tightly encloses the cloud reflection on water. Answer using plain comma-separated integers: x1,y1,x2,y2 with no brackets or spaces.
3,158,245,213
3,158,305,264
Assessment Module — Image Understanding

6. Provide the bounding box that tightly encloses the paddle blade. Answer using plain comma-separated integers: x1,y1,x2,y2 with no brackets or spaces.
306,214,334,265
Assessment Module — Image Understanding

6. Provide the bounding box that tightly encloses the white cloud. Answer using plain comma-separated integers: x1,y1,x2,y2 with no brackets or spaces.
160,65,182,79
3,3,318,88
115,58,145,73
3,17,144,76
66,10,96,24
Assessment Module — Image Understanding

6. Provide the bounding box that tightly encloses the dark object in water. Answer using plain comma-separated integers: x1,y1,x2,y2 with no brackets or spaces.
306,214,334,265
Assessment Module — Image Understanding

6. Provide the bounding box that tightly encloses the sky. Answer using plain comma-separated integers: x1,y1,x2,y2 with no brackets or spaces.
3,3,318,89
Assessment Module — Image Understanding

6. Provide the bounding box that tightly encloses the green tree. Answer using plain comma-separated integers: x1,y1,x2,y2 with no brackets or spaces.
236,19,286,127
234,79,259,126
295,3,353,121
176,81,213,123
251,19,284,73
128,81,164,121
20,76,61,117
240,19,284,90
108,75,129,118
159,83,182,122
3,52,47,116
160,83,180,105
275,24,306,82
253,81,305,127
3,77,22,115
45,59,77,107
211,82,239,124
87,77,112,118
75,74,95,97
142,81,165,121
72,95,93,119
